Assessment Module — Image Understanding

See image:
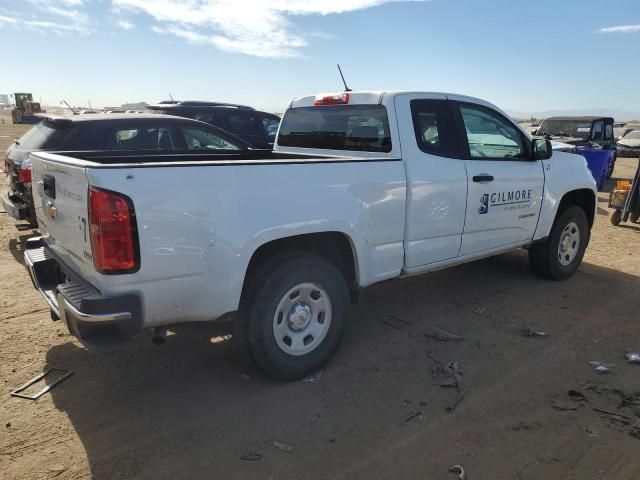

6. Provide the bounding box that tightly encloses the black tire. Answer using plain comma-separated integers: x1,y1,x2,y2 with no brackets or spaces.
239,254,349,381
630,212,639,224
611,210,622,226
529,206,590,280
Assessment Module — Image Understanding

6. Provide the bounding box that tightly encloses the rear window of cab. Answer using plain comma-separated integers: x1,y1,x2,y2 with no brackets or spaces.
277,105,392,152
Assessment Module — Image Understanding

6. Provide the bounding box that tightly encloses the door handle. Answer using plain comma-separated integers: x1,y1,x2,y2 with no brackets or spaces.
472,174,494,183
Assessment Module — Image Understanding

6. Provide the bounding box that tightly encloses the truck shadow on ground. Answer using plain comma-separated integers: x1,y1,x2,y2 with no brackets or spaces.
7,229,38,266
42,251,640,480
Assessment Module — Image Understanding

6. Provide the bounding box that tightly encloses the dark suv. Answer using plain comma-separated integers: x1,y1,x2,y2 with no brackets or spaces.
2,113,251,225
146,101,280,149
534,116,617,177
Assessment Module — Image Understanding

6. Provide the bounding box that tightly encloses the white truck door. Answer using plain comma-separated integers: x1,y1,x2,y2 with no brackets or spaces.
452,101,545,256
394,94,468,267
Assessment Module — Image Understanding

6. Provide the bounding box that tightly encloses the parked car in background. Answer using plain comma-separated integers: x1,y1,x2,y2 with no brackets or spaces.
146,100,280,149
2,114,251,225
617,130,640,157
614,127,633,140
535,116,617,177
24,90,596,380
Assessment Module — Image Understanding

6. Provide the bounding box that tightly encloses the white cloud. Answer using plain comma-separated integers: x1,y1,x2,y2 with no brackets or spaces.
4,0,91,34
599,24,640,33
116,19,135,29
112,0,425,57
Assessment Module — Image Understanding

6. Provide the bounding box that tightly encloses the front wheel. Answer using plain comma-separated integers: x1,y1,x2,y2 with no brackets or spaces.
240,254,349,381
529,206,590,280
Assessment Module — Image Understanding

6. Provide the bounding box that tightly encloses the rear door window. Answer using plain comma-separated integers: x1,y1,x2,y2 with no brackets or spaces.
278,105,392,152
410,99,460,157
106,125,176,150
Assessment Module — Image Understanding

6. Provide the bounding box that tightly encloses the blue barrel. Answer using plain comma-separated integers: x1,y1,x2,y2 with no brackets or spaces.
578,148,613,191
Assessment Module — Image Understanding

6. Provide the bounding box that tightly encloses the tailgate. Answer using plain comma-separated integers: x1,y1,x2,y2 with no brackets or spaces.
31,152,94,278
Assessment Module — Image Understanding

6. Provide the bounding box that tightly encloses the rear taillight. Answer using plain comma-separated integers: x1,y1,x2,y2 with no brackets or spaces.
89,187,139,274
313,93,350,106
17,165,32,183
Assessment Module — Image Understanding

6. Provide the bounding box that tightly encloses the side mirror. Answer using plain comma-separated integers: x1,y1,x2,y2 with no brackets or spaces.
532,138,552,160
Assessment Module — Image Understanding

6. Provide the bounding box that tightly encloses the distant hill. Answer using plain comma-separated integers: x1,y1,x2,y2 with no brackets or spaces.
506,108,640,122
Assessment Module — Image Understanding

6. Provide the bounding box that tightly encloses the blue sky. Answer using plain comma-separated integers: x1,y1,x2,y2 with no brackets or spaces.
0,0,639,116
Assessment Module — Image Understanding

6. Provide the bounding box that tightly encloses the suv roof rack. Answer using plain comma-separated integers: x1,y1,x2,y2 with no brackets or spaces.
150,100,255,110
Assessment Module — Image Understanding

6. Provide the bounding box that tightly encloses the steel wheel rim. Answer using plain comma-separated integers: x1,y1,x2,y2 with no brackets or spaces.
558,221,581,266
273,282,332,356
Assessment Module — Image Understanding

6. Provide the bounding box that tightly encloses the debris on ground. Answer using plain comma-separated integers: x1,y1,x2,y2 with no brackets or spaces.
552,401,579,411
48,465,67,477
10,368,73,400
404,411,423,422
424,326,464,343
568,390,588,402
625,353,640,364
376,314,412,331
582,381,608,394
593,407,635,421
522,328,548,338
473,307,486,316
445,361,466,413
588,361,613,374
240,448,262,461
272,441,294,453
449,464,466,479
301,369,324,384
511,421,533,431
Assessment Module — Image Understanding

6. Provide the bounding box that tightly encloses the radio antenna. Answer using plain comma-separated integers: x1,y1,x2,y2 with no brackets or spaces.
61,100,77,115
337,64,352,92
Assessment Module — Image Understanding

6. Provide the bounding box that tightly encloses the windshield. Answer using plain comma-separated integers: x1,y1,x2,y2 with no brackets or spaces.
537,119,592,138
624,130,640,140
278,105,392,152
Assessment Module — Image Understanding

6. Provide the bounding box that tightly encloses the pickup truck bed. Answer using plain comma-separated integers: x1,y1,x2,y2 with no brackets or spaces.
27,149,406,360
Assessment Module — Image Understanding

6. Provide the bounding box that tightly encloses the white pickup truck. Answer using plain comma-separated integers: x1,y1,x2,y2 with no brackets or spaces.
25,91,597,380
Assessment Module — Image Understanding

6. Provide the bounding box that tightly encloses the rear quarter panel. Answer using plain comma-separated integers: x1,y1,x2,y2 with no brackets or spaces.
87,160,406,327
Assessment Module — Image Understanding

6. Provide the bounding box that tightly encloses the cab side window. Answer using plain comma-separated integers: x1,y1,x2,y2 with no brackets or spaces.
605,123,613,140
592,121,604,140
459,105,526,160
410,99,460,157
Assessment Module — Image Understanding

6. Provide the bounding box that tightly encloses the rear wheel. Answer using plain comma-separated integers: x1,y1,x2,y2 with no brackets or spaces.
529,206,590,280
630,212,639,224
239,254,349,380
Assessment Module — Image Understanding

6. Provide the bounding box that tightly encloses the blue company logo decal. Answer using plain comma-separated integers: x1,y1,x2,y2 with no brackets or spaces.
478,189,533,215
478,194,489,214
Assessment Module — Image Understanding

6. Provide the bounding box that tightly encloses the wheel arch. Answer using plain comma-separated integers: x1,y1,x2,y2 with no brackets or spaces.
557,188,596,229
241,231,360,303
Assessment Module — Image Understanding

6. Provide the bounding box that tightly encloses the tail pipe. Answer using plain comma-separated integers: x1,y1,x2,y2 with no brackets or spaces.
151,326,167,346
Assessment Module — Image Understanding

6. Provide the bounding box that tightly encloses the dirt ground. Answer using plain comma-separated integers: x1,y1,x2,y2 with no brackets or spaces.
2,121,640,480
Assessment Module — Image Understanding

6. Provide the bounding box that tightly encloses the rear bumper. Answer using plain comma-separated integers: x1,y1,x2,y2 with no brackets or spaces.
24,238,143,352
1,189,29,221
